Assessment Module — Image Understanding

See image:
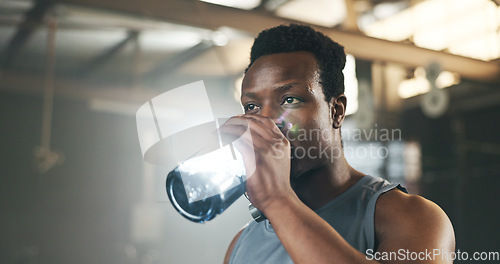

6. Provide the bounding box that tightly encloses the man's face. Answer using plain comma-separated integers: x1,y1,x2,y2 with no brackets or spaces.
241,51,339,178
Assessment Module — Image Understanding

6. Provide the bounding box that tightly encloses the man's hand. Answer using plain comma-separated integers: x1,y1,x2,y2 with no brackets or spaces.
219,114,296,214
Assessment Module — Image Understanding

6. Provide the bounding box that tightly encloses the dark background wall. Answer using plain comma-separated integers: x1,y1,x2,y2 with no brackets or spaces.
0,91,142,263
403,103,500,263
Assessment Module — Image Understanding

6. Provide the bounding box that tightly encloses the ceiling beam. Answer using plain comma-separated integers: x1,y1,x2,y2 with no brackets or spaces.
1,0,52,69
52,0,500,83
343,0,360,32
143,40,214,82
76,31,139,78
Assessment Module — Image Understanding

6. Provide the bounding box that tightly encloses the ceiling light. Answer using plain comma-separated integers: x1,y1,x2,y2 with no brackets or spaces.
199,0,261,10
435,71,460,89
448,32,500,61
275,0,346,28
398,68,459,99
398,77,430,99
364,8,413,41
210,31,229,46
372,1,409,20
363,0,500,61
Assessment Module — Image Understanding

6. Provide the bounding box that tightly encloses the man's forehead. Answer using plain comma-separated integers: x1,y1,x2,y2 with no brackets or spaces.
248,51,318,73
242,52,320,90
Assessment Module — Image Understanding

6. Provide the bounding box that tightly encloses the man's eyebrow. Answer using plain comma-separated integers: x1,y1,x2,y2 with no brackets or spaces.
241,91,257,99
275,83,297,94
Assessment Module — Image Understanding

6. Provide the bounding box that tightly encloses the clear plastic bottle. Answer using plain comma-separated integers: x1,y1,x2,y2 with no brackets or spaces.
166,167,248,223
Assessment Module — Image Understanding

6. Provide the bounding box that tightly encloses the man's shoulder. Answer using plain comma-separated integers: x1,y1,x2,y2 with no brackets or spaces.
376,189,450,228
376,189,448,217
374,189,455,252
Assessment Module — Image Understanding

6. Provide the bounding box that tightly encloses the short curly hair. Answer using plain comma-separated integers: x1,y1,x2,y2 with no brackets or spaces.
246,24,346,103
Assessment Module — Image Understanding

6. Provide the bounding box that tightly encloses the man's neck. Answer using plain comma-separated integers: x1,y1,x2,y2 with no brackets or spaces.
291,156,364,210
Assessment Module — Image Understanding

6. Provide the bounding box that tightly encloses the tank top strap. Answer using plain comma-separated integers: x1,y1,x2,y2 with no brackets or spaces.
363,181,408,250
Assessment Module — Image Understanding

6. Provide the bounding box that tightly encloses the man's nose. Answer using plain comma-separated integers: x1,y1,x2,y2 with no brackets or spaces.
259,105,283,126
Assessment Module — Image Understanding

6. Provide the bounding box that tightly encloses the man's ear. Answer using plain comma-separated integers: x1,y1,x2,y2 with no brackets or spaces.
329,94,347,129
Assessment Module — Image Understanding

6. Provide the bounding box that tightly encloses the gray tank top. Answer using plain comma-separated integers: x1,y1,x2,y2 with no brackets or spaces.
229,175,407,264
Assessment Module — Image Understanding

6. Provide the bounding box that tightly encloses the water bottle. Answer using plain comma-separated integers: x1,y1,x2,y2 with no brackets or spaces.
165,145,266,223
166,167,246,223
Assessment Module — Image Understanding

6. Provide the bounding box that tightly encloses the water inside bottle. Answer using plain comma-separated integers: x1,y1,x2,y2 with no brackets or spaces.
166,168,246,223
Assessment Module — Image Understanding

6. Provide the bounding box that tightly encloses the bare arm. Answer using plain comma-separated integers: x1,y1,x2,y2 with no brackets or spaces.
374,190,456,264
221,115,455,264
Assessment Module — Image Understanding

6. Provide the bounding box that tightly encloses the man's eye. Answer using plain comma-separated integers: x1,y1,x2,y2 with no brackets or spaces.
283,97,302,105
244,103,258,112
